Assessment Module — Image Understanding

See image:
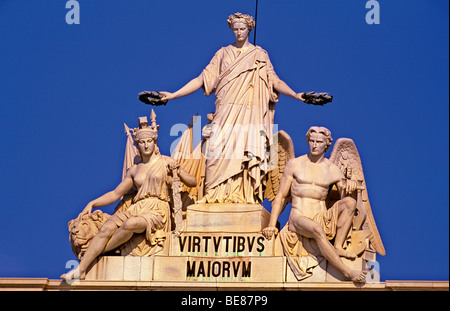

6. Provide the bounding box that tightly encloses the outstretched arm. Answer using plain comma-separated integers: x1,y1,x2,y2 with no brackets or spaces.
160,74,203,102
273,78,305,101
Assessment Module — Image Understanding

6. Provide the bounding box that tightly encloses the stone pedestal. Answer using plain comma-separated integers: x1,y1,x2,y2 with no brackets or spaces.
185,203,270,233
84,203,378,285
85,256,154,281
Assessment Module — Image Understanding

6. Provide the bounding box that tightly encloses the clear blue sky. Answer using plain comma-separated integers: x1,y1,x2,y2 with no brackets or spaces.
0,0,448,281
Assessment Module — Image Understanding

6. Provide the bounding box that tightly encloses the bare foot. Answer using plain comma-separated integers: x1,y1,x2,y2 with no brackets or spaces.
231,195,243,204
195,197,208,204
345,269,367,283
60,266,86,281
335,247,357,259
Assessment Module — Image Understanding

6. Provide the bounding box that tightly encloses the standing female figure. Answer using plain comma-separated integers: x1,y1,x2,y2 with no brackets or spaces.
154,13,307,204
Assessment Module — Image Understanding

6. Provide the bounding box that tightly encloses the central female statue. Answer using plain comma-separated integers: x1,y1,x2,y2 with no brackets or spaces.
158,13,307,204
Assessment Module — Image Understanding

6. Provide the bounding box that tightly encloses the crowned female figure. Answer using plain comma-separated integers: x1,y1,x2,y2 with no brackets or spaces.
153,13,308,204
62,116,196,280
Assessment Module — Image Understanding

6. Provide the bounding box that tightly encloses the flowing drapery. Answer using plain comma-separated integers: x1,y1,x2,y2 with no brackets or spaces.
201,45,279,203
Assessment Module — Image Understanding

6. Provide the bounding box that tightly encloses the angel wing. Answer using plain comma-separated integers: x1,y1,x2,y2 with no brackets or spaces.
264,130,295,203
329,138,386,256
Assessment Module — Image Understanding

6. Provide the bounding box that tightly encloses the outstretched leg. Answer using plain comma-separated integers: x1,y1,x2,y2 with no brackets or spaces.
289,214,366,282
61,220,118,280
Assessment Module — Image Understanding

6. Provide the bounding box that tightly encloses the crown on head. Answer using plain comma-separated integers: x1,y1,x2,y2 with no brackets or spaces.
133,109,159,141
227,12,256,30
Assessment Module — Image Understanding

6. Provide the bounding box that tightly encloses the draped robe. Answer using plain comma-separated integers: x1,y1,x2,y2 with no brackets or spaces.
201,45,279,204
112,154,171,256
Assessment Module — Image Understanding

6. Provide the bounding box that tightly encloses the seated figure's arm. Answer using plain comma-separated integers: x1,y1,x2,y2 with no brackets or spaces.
263,161,295,239
334,166,357,198
178,167,197,188
81,171,135,216
164,156,197,188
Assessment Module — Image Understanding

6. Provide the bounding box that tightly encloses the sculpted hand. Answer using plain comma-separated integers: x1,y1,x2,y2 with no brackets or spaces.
346,179,357,195
80,203,93,218
166,157,180,173
262,226,279,240
159,91,174,102
296,92,305,102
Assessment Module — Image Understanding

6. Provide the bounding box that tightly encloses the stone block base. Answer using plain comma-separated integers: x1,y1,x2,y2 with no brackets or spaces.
1,278,449,291
85,256,154,281
86,255,286,283
169,232,275,257
185,203,270,233
85,255,379,284
83,202,380,285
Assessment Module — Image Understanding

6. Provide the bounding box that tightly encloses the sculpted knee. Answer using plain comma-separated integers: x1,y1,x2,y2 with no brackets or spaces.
98,221,117,237
122,217,145,231
122,218,137,231
343,197,357,212
312,224,327,240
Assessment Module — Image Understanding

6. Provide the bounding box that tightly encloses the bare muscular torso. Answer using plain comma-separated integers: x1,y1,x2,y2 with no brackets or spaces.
289,155,344,219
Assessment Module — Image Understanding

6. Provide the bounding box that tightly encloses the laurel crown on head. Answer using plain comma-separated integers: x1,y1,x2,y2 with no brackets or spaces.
227,12,256,31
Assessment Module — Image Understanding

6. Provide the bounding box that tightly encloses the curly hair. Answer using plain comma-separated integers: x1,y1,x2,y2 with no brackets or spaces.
227,12,256,31
305,126,333,152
